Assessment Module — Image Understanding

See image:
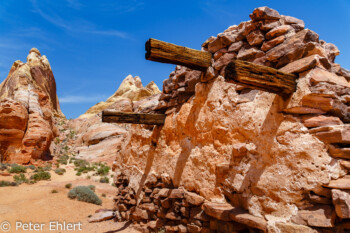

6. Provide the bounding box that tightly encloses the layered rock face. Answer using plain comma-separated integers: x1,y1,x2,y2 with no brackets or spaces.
69,75,161,165
113,6,350,232
0,49,62,164
79,75,160,118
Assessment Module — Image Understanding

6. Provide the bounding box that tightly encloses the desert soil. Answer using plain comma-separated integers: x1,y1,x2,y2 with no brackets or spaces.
0,166,140,233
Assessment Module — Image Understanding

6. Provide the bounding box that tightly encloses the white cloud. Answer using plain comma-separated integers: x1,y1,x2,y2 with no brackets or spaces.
59,95,108,103
31,0,128,39
88,30,128,39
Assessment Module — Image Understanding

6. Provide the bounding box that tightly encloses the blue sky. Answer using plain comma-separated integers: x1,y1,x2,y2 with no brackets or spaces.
0,0,349,118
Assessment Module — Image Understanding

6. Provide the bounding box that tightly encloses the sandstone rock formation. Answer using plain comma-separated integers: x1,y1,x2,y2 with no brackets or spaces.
68,75,161,165
0,48,63,164
79,75,160,118
112,6,350,232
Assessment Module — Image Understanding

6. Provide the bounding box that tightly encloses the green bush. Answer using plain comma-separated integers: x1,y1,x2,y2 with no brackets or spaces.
74,159,89,168
76,172,81,176
8,165,27,174
57,155,69,165
75,166,94,174
68,130,76,139
73,159,95,174
27,165,36,170
65,183,72,189
51,189,58,193
54,137,60,144
67,186,102,205
31,171,51,181
35,165,51,172
13,173,28,184
0,180,17,187
96,164,110,176
55,168,66,175
99,177,109,184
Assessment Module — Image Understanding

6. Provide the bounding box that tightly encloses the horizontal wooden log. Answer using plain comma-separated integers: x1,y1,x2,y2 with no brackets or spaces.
225,60,298,97
102,110,166,125
145,38,212,71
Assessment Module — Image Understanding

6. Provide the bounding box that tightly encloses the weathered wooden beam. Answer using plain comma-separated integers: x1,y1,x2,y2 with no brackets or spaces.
102,110,166,125
225,60,298,97
145,38,212,71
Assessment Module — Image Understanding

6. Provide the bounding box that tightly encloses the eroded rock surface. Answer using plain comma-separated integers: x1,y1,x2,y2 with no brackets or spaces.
0,49,63,164
68,75,161,165
79,75,160,119
111,6,350,233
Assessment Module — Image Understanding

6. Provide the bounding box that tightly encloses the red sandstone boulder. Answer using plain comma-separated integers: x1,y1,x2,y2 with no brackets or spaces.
302,115,342,128
0,99,28,162
292,205,335,228
332,189,350,218
282,15,305,26
260,20,281,31
250,6,281,21
266,29,319,67
202,202,233,221
265,25,293,40
246,30,265,46
261,35,285,52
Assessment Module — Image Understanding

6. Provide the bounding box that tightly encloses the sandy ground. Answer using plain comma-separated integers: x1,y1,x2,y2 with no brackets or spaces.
0,166,140,233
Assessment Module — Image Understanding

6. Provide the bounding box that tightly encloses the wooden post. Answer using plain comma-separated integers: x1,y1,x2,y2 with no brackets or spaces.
102,110,166,125
224,60,298,97
145,38,212,71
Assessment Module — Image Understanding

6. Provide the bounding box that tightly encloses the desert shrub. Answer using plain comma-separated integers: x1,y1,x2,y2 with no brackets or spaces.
54,137,60,144
74,159,95,174
99,177,109,184
31,171,51,181
0,163,8,171
76,172,81,176
55,168,66,175
67,186,102,205
102,193,106,197
13,173,29,184
57,155,69,165
0,180,17,187
96,164,110,176
8,165,27,174
65,183,72,189
74,159,89,168
68,130,76,139
27,165,36,170
75,166,94,174
36,165,51,172
51,189,58,193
